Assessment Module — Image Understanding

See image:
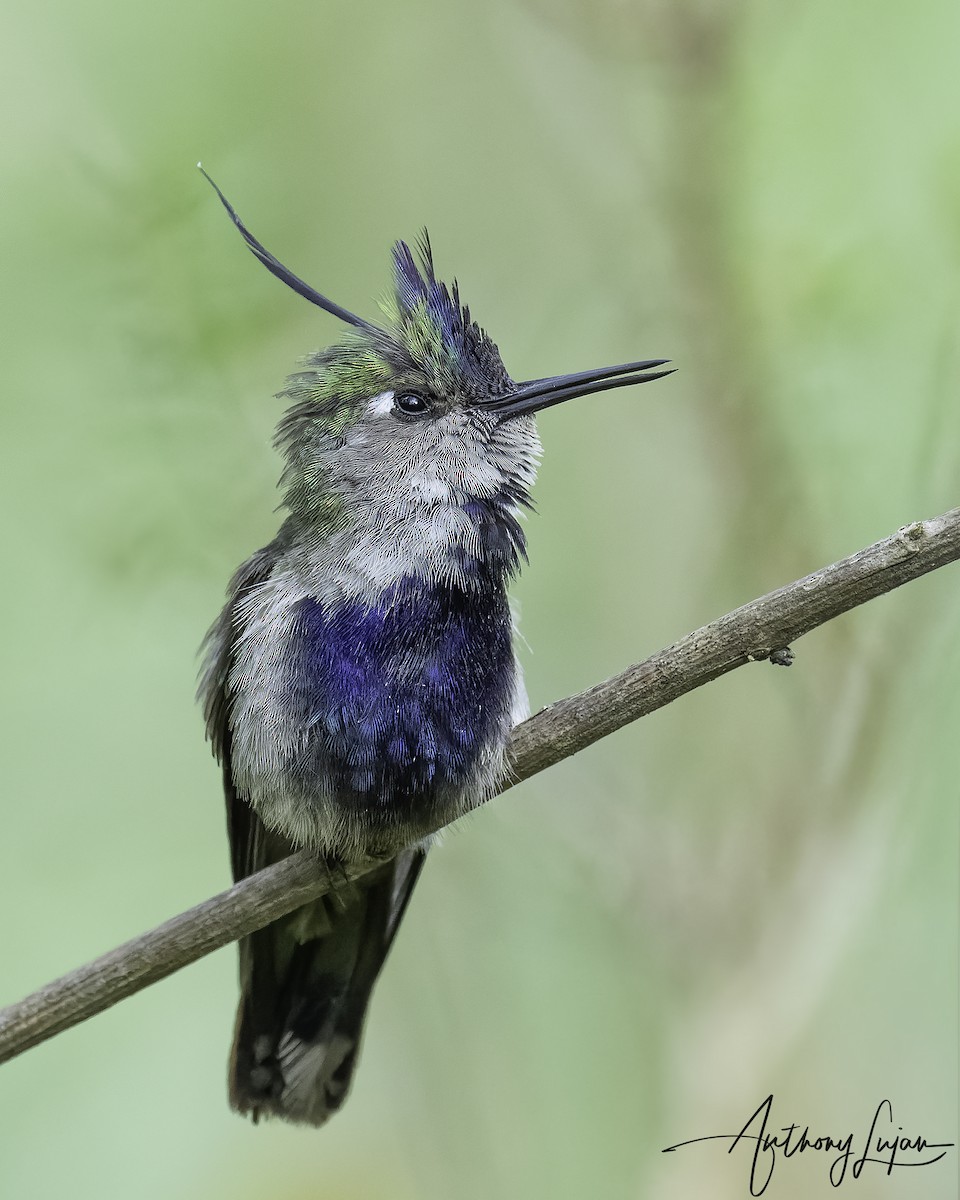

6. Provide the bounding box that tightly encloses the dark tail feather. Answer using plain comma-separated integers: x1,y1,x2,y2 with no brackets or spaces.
229,848,426,1126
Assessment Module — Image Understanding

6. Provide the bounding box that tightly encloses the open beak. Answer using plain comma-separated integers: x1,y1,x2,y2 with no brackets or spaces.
479,358,675,418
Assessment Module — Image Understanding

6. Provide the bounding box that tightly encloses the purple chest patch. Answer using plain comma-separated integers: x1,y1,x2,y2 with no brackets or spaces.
284,574,515,810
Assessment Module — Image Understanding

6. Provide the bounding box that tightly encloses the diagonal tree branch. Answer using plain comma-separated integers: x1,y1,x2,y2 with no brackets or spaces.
1,508,958,1067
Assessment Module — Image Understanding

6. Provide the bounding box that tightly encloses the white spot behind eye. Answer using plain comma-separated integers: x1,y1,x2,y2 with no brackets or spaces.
368,390,395,417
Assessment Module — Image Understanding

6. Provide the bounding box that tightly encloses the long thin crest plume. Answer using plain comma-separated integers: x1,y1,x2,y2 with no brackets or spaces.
198,165,383,336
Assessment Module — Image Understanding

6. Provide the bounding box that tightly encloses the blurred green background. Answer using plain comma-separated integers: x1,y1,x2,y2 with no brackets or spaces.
1,0,957,1197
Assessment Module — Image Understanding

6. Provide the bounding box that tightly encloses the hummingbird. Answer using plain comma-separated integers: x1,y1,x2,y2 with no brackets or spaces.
197,169,673,1126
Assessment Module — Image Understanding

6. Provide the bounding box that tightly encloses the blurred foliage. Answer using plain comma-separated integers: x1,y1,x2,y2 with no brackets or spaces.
1,0,957,1197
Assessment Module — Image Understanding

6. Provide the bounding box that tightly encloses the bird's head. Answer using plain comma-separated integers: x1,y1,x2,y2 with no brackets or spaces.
202,170,672,571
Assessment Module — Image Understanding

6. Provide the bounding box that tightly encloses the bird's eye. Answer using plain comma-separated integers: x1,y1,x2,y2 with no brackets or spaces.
394,392,429,417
